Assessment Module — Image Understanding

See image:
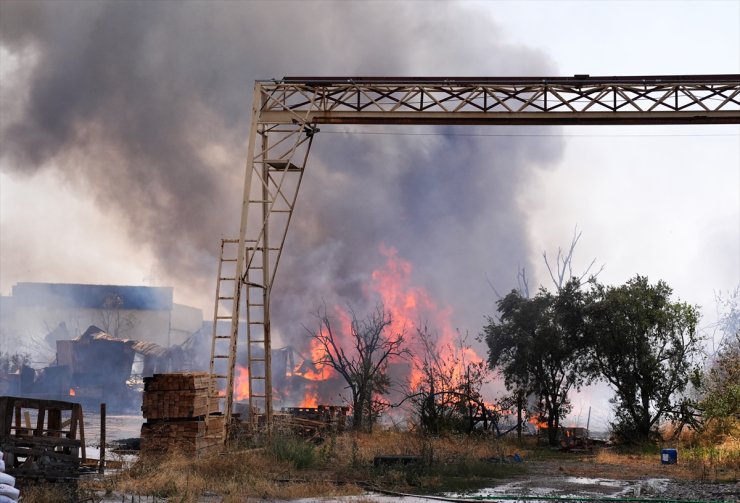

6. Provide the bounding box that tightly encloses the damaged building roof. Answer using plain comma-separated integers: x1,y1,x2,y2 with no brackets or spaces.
78,325,170,358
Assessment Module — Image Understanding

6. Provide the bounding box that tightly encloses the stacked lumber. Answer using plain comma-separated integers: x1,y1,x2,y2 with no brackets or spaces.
143,372,214,392
142,372,218,418
140,415,225,455
140,373,225,456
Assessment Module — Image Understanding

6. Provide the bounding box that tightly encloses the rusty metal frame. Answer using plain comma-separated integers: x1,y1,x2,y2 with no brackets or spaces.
216,75,740,431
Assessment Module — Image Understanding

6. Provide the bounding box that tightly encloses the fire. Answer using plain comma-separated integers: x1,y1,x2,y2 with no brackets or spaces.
234,365,249,401
369,245,485,388
69,388,76,397
288,244,488,409
300,382,319,408
529,417,548,429
298,336,334,381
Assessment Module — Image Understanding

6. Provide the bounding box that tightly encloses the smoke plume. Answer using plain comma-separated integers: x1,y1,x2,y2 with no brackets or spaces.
0,1,563,349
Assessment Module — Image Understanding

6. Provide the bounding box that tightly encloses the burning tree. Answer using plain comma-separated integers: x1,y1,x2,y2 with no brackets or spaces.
308,304,409,432
405,326,491,434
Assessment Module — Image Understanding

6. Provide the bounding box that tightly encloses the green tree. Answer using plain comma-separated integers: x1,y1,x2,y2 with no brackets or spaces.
586,276,702,442
700,333,740,424
698,288,739,433
484,280,591,446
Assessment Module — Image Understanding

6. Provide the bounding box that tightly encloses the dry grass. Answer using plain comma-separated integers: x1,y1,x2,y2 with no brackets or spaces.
14,483,76,503
96,445,361,501
591,432,739,482
83,430,527,500
81,427,738,500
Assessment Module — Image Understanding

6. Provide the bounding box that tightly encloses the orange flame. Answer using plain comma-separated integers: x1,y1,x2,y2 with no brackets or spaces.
289,245,488,409
300,382,319,408
529,417,548,429
298,336,335,381
234,365,250,401
370,245,485,388
69,388,76,397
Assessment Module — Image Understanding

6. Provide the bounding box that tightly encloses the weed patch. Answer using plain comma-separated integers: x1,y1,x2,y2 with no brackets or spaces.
266,434,318,469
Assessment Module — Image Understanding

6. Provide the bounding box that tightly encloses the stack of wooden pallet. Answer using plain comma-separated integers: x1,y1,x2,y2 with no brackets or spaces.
140,373,225,456
0,396,85,482
280,405,349,434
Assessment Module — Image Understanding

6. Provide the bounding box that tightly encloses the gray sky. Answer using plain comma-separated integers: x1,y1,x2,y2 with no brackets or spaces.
1,0,738,426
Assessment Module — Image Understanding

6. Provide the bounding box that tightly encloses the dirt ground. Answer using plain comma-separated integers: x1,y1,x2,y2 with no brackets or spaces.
77,415,738,502
91,457,738,502
453,458,740,501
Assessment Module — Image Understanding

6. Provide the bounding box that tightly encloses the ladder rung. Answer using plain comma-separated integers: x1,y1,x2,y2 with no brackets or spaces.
250,394,266,399
219,277,236,281
249,340,265,344
250,358,265,362
221,259,237,262
222,238,257,244
211,375,228,379
248,321,264,325
213,355,229,359
250,376,266,380
215,316,232,320
215,335,231,339
218,296,234,300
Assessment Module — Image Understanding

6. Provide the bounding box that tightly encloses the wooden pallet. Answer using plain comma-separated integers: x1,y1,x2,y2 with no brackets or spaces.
0,396,85,481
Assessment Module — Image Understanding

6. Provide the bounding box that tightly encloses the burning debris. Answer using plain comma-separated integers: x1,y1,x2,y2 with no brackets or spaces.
277,405,350,436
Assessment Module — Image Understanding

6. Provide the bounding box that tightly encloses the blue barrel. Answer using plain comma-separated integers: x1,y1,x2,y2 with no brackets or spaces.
661,448,677,464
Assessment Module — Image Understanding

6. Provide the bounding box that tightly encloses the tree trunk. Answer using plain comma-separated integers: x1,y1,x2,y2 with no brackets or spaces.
547,404,559,447
516,391,523,442
351,391,364,431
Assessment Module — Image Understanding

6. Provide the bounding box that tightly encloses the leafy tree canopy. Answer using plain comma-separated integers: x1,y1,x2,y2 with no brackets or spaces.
483,279,593,446
586,276,702,442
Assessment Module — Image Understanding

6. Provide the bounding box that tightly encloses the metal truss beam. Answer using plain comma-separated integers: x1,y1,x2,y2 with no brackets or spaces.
217,75,739,432
263,75,740,125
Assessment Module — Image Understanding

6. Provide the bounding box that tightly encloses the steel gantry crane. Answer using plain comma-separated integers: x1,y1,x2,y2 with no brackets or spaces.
206,74,740,432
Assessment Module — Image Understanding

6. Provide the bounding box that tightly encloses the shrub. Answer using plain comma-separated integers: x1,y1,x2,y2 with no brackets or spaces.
266,434,317,469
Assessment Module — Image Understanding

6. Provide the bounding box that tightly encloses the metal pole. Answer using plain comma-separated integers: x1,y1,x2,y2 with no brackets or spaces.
99,402,106,474
262,129,273,432
227,83,262,425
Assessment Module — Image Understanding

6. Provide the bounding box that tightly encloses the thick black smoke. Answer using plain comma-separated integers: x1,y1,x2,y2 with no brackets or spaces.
0,1,563,348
